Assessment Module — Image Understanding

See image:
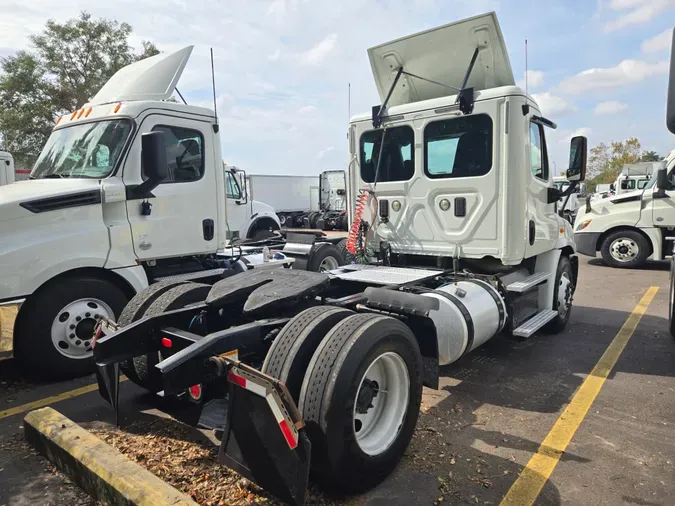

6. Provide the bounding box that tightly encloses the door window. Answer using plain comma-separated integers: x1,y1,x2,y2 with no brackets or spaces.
226,171,242,199
530,122,549,181
144,125,205,183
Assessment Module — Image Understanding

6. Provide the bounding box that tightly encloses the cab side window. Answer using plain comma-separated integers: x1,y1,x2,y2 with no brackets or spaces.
226,171,241,200
530,122,549,181
144,125,205,183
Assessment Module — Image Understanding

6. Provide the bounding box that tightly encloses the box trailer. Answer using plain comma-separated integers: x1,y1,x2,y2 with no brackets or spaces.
247,174,319,227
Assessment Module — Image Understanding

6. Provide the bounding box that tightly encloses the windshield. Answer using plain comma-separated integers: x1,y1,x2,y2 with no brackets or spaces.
31,119,132,179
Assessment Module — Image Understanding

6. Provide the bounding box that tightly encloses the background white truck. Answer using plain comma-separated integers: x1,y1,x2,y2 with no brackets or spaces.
574,150,675,268
0,47,344,378
307,169,349,230
0,150,15,186
247,174,319,228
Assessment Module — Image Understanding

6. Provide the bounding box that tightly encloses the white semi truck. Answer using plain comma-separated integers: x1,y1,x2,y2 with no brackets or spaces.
573,150,675,268
93,12,587,505
0,151,15,186
247,174,319,228
0,47,345,378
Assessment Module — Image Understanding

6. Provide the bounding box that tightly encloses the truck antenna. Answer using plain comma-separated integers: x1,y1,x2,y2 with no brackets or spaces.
211,47,219,131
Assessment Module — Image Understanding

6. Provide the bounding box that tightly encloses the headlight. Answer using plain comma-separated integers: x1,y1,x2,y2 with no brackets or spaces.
391,200,401,212
439,199,450,211
577,219,592,231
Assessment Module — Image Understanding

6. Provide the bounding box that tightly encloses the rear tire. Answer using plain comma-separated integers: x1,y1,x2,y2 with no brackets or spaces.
336,239,348,262
14,276,128,379
127,283,210,392
600,229,649,268
298,314,422,493
118,280,189,382
307,243,344,272
261,306,353,402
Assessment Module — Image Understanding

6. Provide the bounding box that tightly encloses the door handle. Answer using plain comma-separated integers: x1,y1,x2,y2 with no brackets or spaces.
203,219,215,241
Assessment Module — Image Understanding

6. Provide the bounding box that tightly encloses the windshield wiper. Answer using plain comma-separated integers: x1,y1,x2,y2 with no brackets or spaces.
41,173,69,179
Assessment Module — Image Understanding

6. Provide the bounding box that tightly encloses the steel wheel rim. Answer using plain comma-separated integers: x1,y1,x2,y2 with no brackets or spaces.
610,238,638,262
319,256,340,272
557,272,572,319
50,298,114,359
353,351,410,456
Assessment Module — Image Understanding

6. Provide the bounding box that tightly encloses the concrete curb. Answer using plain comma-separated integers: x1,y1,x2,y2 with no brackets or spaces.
24,407,199,506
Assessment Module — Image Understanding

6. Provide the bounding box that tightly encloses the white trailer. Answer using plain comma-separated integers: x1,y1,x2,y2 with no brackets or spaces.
247,174,319,227
0,151,15,186
94,13,587,504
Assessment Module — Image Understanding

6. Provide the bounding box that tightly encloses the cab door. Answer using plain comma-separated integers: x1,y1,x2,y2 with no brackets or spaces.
122,114,219,260
523,119,558,258
652,170,675,226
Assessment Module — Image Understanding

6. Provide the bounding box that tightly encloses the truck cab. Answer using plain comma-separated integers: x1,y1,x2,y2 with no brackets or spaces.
574,149,675,268
222,164,280,240
0,47,288,377
0,150,15,186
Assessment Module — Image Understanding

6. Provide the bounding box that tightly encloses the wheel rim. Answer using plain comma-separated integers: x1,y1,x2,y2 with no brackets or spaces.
50,298,114,359
319,256,340,272
609,237,638,262
557,272,573,319
353,351,410,456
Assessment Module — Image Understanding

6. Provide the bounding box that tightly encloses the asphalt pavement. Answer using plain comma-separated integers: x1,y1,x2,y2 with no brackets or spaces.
0,256,673,506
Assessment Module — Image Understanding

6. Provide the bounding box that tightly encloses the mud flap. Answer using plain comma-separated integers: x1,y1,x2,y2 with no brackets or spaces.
95,362,121,423
218,363,310,506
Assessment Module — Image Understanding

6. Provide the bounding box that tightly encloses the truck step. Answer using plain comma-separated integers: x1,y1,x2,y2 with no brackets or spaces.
155,268,226,283
512,309,558,337
506,272,550,293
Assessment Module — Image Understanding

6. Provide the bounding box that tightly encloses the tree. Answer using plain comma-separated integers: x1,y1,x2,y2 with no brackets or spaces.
586,137,642,191
0,12,158,167
641,150,661,162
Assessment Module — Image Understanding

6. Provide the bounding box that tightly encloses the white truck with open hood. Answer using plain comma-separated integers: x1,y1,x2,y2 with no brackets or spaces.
0,47,343,378
574,150,675,268
91,13,587,505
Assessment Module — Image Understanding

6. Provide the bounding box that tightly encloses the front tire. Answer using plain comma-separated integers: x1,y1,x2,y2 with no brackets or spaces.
600,230,650,268
543,256,574,334
298,314,422,493
14,276,128,379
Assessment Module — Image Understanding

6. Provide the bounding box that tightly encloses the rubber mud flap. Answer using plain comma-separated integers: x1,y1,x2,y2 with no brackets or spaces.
219,381,310,506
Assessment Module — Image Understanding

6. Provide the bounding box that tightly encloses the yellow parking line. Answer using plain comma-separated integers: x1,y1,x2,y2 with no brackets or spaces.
0,377,128,420
500,286,659,506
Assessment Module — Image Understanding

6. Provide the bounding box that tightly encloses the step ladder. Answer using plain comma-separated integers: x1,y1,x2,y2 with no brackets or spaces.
512,309,557,337
506,272,550,293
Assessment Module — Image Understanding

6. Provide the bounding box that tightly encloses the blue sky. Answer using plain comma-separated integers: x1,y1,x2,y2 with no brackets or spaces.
0,0,673,175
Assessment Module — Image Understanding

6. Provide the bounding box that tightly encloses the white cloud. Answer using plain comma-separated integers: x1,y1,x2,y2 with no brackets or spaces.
554,127,593,145
532,92,577,116
268,49,281,61
516,70,545,90
641,29,672,54
317,146,335,159
593,100,628,115
299,34,338,66
604,0,674,32
556,59,669,94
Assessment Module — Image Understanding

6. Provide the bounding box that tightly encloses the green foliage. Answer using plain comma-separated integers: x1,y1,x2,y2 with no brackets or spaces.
585,138,662,192
0,11,158,167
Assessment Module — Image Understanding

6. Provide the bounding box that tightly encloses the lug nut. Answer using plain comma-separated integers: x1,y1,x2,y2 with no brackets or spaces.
69,333,75,339
85,341,90,347
76,316,82,321
75,340,81,346
85,312,91,317
70,324,75,330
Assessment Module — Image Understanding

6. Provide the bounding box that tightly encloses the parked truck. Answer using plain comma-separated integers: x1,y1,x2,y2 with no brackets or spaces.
574,150,675,268
0,47,346,378
306,169,349,230
247,174,319,228
0,151,15,186
94,12,587,505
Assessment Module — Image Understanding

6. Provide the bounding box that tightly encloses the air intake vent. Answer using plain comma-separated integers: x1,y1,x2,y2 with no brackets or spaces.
21,190,102,213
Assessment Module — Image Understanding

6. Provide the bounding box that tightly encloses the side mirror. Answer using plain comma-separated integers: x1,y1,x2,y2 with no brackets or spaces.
237,170,248,204
656,168,670,191
667,28,675,134
142,132,168,182
566,136,587,182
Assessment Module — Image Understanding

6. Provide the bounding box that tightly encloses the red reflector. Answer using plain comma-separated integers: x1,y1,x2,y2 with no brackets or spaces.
227,369,246,388
188,384,202,400
279,419,298,449
161,337,173,348
91,327,102,348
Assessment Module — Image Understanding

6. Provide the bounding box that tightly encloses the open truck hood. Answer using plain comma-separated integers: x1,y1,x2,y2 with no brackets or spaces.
368,11,514,107
87,46,193,106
